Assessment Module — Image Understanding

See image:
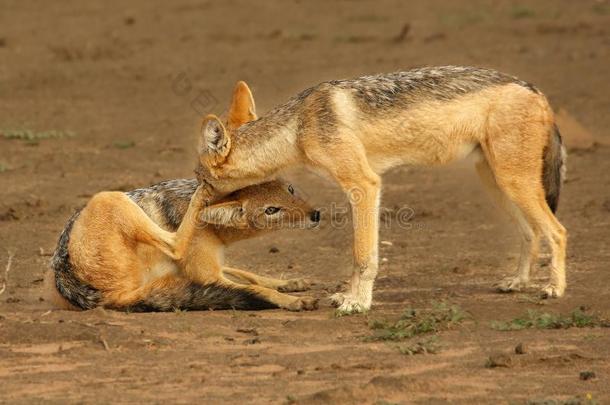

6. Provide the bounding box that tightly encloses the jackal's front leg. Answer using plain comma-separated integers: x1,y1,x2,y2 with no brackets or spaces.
307,140,381,314
172,185,208,260
330,178,381,314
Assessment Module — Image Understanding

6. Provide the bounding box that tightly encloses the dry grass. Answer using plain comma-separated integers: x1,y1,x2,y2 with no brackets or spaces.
0,251,15,296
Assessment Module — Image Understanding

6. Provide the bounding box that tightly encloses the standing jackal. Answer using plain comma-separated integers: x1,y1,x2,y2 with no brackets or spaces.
48,180,321,312
195,66,567,314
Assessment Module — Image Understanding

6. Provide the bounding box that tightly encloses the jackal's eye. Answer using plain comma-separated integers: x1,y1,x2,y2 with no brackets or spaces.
288,185,295,195
265,206,281,215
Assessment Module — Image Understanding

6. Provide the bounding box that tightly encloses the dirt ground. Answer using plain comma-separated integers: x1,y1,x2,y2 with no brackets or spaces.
1,0,609,403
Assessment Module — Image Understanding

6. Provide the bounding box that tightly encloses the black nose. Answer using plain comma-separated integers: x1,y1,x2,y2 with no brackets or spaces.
310,210,321,222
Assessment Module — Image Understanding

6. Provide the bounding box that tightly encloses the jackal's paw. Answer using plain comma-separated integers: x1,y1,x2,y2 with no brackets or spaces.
278,278,310,292
285,296,318,311
495,277,529,293
330,292,349,307
541,284,565,299
331,293,369,315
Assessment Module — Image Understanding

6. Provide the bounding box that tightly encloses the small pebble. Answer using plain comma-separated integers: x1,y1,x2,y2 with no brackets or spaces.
269,246,279,253
580,371,596,381
515,342,526,355
236,327,258,336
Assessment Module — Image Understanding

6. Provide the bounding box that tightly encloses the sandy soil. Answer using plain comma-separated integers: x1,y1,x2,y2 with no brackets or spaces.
1,1,609,403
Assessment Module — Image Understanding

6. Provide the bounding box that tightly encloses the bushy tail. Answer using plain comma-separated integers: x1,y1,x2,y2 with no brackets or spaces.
124,278,278,312
542,124,567,213
51,209,103,310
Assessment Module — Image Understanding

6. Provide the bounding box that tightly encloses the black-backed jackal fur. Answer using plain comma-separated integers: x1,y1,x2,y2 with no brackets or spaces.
193,66,567,314
47,180,321,312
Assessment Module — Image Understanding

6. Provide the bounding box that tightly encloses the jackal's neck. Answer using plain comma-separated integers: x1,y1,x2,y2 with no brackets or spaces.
213,225,272,245
231,90,305,150
235,109,297,145
219,113,301,181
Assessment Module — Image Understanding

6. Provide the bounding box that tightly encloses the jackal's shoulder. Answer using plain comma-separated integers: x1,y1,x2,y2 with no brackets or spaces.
127,178,198,230
126,178,198,202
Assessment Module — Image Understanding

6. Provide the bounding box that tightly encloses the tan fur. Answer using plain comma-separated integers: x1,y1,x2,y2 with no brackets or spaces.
55,181,320,311
223,267,309,292
195,74,568,313
227,81,258,130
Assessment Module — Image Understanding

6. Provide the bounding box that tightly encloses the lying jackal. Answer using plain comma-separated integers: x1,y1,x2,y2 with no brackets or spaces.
193,66,567,314
47,180,321,311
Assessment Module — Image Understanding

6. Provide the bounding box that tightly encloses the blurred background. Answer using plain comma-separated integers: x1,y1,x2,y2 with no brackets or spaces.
1,1,607,183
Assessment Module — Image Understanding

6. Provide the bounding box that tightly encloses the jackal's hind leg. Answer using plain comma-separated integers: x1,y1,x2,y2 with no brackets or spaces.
218,276,318,311
222,267,310,292
479,142,567,298
476,160,540,292
90,192,178,259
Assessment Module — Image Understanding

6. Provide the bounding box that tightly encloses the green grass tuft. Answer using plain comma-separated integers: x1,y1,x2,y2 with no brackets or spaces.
366,302,466,341
334,307,368,318
113,140,136,149
1,128,75,143
511,6,536,19
491,308,609,331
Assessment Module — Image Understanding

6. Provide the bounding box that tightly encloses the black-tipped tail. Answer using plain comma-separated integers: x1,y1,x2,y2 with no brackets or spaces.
125,279,278,312
542,124,566,213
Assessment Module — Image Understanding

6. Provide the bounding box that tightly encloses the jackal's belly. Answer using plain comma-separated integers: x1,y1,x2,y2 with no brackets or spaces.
148,257,179,280
353,85,494,172
366,136,479,173
360,110,484,172
136,245,179,284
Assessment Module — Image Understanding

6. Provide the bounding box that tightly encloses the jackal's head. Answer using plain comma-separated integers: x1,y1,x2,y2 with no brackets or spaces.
200,180,321,231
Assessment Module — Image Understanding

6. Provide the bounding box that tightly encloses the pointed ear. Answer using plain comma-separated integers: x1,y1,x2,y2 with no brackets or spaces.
227,81,257,130
200,114,231,158
200,201,245,226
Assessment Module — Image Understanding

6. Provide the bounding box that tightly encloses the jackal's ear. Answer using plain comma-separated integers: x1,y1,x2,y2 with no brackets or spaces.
200,114,231,158
227,81,257,130
200,201,245,227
